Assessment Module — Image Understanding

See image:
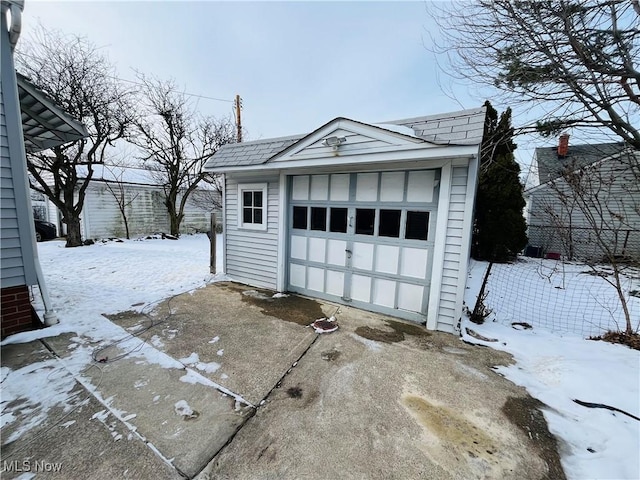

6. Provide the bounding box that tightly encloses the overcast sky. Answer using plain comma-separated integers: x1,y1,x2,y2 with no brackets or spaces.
20,1,546,167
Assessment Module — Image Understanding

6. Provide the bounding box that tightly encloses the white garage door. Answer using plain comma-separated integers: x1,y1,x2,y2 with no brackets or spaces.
287,170,439,322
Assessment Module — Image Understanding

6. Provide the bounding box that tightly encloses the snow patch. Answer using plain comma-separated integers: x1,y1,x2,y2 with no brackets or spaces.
178,352,200,365
195,361,221,374
174,400,195,418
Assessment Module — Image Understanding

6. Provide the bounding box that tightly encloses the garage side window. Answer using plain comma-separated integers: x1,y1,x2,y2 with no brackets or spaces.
238,183,268,230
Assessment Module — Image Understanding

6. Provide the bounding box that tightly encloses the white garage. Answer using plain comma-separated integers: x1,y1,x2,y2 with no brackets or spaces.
205,108,485,333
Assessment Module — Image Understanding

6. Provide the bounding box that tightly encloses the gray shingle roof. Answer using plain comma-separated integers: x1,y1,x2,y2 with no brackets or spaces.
534,142,627,184
205,107,486,170
205,134,305,169
387,107,486,145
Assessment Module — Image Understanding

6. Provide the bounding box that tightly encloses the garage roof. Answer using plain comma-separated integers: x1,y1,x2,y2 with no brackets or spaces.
208,134,306,169
16,73,89,153
206,107,486,171
388,107,486,146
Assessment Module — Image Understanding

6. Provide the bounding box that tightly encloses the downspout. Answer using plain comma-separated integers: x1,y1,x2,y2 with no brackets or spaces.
4,0,58,325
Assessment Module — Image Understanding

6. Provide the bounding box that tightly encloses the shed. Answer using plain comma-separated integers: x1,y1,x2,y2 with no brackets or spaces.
204,108,486,333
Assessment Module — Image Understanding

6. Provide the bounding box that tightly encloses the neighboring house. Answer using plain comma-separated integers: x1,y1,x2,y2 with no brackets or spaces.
525,135,640,261
205,108,486,333
1,1,88,338
37,165,221,239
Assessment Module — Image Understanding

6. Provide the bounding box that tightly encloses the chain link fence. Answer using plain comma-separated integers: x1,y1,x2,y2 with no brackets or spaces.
469,257,640,338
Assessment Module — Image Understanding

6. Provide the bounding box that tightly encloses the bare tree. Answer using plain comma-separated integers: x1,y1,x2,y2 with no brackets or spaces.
430,1,640,147
102,164,139,239
129,75,235,236
187,187,222,212
17,27,132,247
540,150,640,335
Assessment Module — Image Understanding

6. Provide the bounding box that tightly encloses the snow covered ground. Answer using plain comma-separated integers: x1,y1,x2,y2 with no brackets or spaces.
464,259,640,480
4,234,224,345
1,234,229,447
1,236,638,479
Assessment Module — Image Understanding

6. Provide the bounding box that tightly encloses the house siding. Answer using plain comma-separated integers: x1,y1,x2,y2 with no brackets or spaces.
0,29,37,290
527,154,640,260
436,166,469,332
224,175,279,289
1,16,40,339
67,183,217,240
0,58,24,289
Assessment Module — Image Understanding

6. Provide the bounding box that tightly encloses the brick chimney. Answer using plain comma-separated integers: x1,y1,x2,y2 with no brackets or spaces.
557,133,570,157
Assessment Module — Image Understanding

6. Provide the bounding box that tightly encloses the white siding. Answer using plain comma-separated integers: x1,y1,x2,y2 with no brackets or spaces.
0,95,24,287
288,128,395,159
225,175,279,289
0,40,37,289
527,155,640,260
436,166,469,332
70,183,218,239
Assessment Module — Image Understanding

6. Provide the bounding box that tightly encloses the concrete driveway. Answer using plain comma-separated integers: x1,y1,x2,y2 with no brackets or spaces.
0,282,564,479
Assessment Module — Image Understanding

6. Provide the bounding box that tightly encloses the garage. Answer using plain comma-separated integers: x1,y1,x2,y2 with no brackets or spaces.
287,171,439,322
204,107,485,332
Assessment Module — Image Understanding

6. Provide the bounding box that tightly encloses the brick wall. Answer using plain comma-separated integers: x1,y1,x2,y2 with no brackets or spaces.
1,285,36,338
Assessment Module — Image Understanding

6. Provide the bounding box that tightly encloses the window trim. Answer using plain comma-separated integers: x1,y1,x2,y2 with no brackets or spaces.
237,183,268,231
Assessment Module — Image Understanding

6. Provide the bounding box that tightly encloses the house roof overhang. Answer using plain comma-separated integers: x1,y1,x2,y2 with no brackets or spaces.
16,73,89,153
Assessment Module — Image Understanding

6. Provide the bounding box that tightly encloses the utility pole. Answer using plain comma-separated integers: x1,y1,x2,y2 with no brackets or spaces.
235,94,242,143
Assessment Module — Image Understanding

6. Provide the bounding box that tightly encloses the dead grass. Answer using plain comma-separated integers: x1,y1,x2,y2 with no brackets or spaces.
589,331,640,351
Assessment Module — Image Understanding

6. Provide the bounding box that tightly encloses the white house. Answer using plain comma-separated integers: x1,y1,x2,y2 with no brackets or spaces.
205,108,486,333
36,165,221,239
525,136,640,261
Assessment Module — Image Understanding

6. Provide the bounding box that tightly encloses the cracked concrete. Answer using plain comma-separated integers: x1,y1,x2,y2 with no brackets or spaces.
1,282,564,479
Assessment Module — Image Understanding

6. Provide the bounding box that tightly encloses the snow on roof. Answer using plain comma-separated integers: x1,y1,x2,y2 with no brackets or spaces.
76,165,160,186
73,165,216,190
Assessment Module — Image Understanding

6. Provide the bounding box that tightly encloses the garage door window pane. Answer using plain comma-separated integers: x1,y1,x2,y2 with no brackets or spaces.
311,207,327,231
379,209,401,238
355,209,375,235
406,211,429,240
293,206,307,229
330,208,348,233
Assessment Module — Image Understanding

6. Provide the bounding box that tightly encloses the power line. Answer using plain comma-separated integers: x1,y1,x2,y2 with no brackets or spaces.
115,76,234,104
